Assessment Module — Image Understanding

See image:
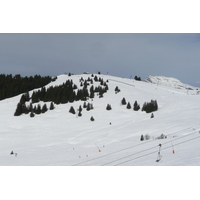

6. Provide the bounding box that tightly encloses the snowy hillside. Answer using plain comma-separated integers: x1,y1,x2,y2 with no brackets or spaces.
1,73,200,166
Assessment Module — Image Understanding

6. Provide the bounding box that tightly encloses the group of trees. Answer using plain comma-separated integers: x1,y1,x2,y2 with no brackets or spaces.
142,100,158,113
134,76,141,81
14,74,109,117
14,102,55,117
121,98,140,111
0,74,56,101
69,101,95,121
121,97,158,113
30,77,108,105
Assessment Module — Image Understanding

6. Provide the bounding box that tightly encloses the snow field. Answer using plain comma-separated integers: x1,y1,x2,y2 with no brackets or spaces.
0,74,200,166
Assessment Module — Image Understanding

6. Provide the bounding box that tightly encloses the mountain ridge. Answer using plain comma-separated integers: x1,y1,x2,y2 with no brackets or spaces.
145,75,198,91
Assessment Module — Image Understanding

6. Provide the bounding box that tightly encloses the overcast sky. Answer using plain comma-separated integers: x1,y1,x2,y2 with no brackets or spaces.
0,33,200,86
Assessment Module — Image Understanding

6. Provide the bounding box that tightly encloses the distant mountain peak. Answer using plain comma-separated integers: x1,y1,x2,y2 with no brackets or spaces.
145,75,195,90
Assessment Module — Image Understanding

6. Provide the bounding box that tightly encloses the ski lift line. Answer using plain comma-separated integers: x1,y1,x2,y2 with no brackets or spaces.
102,130,199,166
108,79,135,87
114,135,200,166
72,138,160,166
72,122,200,166
101,144,158,166
72,127,200,166
161,129,198,146
163,123,200,137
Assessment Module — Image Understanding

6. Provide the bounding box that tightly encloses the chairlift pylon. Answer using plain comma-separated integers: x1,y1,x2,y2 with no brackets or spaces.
156,144,162,162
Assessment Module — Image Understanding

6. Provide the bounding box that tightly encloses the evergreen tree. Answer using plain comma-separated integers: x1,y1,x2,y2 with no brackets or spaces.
83,101,87,108
86,103,91,111
133,101,140,111
115,86,120,94
19,94,26,104
78,105,83,112
121,98,127,105
142,102,147,112
14,103,23,116
104,84,109,92
140,135,144,141
69,106,76,114
33,105,37,113
106,104,112,110
22,104,29,114
127,102,131,109
28,103,33,113
42,104,48,113
90,116,95,121
94,75,98,82
78,111,82,117
49,102,55,110
36,104,41,114
90,85,95,98
30,112,35,118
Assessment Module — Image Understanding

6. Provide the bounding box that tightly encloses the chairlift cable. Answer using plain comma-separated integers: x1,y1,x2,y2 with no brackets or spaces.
72,124,200,166
102,130,199,166
114,135,200,166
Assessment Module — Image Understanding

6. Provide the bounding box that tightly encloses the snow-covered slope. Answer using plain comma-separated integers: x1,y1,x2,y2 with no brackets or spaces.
1,74,200,166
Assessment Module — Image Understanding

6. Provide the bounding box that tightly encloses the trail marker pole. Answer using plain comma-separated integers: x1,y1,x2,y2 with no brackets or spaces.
170,136,175,154
94,143,101,152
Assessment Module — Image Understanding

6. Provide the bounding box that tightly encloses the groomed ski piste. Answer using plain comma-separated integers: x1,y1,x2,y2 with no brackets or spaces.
1,73,200,166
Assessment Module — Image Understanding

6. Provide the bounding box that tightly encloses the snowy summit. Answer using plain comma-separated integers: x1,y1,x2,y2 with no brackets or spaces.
145,75,197,90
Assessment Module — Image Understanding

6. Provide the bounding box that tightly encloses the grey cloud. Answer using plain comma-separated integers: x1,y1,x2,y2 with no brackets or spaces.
0,33,200,86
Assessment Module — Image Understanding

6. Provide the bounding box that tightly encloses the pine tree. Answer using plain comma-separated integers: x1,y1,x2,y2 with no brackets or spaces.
106,104,112,110
86,103,91,111
33,105,37,113
22,104,29,114
94,75,98,82
90,116,95,121
133,101,140,111
83,101,87,108
90,85,95,98
142,102,147,112
42,104,48,113
140,135,144,141
49,102,55,110
121,98,127,105
78,105,83,112
19,94,26,104
30,112,35,118
78,111,82,117
14,103,23,116
127,102,131,109
36,104,41,114
69,106,76,114
115,86,120,94
28,103,33,113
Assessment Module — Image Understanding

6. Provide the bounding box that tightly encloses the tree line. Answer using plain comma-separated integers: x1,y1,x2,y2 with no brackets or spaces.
0,74,56,101
14,75,109,117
